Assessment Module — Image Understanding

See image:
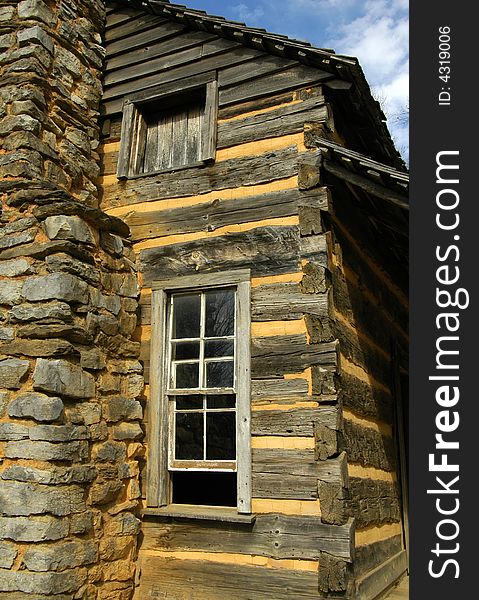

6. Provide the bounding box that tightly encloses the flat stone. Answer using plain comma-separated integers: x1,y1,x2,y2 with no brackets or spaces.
126,373,144,398
0,6,15,21
17,0,56,26
0,229,36,250
5,440,88,462
89,421,108,441
0,391,8,417
0,326,14,341
24,540,98,572
33,358,95,399
103,397,142,422
1,465,96,485
92,441,126,464
69,511,94,535
10,301,72,323
8,392,64,422
43,215,96,245
0,115,40,136
89,480,124,505
0,516,69,542
101,232,123,256
80,348,105,371
29,424,89,442
18,323,90,344
0,568,87,595
98,313,119,336
105,513,141,537
67,402,101,425
46,253,100,285
23,273,89,304
0,481,86,517
0,542,17,569
0,358,29,389
112,423,143,441
0,338,77,358
0,280,23,305
0,33,15,49
90,289,121,315
0,258,31,276
17,25,54,53
99,536,134,562
0,423,29,441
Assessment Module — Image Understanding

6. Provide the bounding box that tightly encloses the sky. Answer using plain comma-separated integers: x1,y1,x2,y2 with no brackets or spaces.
183,0,409,163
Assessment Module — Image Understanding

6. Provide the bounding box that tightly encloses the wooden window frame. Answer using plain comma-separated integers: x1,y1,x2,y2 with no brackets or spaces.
117,72,218,179
147,270,252,514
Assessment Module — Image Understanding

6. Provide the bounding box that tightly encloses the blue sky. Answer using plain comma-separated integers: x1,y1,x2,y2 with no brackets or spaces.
184,0,409,162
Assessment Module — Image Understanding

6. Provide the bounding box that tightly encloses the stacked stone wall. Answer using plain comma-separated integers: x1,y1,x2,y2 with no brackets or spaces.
0,2,143,598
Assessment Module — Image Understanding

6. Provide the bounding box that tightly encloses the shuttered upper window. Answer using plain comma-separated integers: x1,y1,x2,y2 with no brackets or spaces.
117,73,218,178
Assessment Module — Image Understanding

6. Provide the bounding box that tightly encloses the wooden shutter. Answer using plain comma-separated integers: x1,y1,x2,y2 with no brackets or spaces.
201,79,219,163
117,101,137,178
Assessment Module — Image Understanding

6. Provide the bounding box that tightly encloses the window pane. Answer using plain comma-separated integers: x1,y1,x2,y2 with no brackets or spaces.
206,361,234,388
206,412,236,460
205,339,234,358
175,363,199,388
176,413,203,460
205,290,235,337
176,395,203,410
172,294,200,339
207,395,236,409
172,341,200,360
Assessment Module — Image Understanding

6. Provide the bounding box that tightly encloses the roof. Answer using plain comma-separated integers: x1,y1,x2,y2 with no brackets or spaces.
111,0,405,170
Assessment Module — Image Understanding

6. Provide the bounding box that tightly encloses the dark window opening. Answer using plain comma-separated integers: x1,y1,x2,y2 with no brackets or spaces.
171,472,237,507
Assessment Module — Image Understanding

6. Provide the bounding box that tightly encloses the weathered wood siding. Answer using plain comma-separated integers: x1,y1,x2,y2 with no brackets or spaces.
324,178,408,594
100,4,354,598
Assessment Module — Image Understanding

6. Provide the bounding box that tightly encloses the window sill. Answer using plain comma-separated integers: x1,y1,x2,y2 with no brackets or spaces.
118,159,212,181
141,504,256,524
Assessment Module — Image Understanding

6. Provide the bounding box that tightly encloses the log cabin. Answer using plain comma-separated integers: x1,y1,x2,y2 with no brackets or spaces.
0,1,408,598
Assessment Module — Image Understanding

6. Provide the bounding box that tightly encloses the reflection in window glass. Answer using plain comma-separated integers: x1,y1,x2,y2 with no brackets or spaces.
207,395,236,409
205,290,235,337
172,294,201,339
206,361,234,388
175,363,199,388
172,341,200,360
175,413,203,460
205,339,234,358
206,412,236,460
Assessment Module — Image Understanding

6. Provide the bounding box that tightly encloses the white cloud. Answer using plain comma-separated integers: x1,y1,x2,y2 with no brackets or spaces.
326,0,409,160
231,3,265,24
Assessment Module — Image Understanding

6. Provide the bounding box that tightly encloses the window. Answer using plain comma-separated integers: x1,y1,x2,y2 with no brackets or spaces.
117,72,218,178
147,271,251,514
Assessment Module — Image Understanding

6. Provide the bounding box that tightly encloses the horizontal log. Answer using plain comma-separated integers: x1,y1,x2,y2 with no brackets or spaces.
252,282,329,321
220,64,331,107
251,378,309,400
218,90,297,121
217,96,328,149
102,146,303,209
353,534,403,578
346,478,401,529
338,371,393,423
137,556,321,600
141,513,353,561
252,407,340,437
105,28,217,72
332,317,392,389
124,188,328,243
341,420,396,472
139,226,310,284
252,450,345,499
105,37,236,87
251,334,337,378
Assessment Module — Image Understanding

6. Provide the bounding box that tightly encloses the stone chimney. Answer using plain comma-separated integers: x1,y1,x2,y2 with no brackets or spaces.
0,2,143,598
